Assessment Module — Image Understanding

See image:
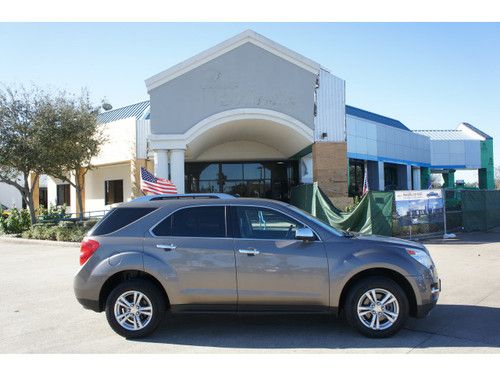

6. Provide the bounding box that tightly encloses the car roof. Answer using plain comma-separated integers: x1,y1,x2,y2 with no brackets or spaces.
117,197,290,209
130,193,237,202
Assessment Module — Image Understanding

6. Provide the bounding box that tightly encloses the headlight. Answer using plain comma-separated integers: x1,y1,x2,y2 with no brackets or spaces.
406,248,433,269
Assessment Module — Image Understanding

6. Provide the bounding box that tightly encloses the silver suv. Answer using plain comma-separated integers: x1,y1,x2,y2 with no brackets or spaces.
74,196,440,339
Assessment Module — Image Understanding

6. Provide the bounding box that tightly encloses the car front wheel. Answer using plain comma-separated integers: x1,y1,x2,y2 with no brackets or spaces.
105,279,166,339
344,276,409,338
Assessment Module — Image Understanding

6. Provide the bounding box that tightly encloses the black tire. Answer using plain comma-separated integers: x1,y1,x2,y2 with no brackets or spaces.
344,276,409,338
105,279,166,339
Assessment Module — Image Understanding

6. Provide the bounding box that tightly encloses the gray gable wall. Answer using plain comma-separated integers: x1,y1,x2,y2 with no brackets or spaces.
149,42,317,135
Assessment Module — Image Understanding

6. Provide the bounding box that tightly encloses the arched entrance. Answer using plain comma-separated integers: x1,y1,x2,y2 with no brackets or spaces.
182,109,313,201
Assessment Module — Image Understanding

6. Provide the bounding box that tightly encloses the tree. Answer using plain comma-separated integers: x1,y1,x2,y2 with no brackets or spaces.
41,90,106,221
0,86,53,224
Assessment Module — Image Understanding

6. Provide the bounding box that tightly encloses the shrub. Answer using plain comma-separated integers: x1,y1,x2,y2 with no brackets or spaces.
83,219,98,229
21,222,89,242
0,208,31,234
37,204,69,223
344,195,361,213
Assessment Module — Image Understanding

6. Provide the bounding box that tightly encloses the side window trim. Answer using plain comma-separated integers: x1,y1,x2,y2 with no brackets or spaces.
149,204,229,239
230,204,322,241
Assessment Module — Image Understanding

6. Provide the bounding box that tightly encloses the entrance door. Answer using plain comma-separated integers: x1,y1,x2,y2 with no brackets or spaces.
231,205,330,310
184,161,299,202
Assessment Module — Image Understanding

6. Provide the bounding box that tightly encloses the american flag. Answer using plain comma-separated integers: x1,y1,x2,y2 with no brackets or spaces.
362,163,369,195
140,167,177,195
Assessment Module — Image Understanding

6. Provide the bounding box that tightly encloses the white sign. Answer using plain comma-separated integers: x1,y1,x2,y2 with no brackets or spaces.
395,189,443,201
395,189,444,226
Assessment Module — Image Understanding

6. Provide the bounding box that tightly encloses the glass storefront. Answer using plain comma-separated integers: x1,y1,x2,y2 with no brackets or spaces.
185,161,299,202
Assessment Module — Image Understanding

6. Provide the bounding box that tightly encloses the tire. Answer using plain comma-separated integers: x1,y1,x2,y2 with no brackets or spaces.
344,276,409,338
105,279,166,339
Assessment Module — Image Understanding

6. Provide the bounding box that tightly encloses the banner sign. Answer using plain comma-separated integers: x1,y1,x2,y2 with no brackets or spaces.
395,189,444,226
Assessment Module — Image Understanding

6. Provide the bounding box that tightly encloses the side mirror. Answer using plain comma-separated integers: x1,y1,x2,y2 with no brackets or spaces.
295,227,315,241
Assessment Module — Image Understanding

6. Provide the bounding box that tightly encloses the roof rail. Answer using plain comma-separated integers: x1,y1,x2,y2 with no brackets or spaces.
131,193,238,202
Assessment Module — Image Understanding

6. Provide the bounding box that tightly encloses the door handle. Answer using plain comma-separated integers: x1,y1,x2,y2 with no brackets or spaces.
156,243,177,251
238,248,260,256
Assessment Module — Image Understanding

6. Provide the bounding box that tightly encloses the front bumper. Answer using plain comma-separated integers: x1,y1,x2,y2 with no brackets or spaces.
415,276,441,318
76,297,101,312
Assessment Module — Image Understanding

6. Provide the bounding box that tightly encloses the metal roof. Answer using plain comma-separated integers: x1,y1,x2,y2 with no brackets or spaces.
412,129,479,141
460,122,492,140
346,105,410,132
97,100,150,124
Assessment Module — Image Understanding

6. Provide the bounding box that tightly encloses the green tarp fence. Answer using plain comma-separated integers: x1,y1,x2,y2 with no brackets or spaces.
290,183,394,236
462,190,500,232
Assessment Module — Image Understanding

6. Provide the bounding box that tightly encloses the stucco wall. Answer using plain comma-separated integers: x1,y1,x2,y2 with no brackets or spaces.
195,140,285,161
85,163,132,213
92,118,136,166
149,42,317,135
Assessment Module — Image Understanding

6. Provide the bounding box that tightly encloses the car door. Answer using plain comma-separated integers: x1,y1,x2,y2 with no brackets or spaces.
143,205,237,310
232,205,330,311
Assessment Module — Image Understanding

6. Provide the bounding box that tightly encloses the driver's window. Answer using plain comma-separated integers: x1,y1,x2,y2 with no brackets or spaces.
236,206,300,240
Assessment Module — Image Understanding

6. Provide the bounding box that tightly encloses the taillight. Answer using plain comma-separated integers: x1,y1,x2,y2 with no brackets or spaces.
80,239,100,265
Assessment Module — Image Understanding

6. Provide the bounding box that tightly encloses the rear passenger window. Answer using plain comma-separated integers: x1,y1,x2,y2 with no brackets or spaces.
91,207,157,236
152,206,226,238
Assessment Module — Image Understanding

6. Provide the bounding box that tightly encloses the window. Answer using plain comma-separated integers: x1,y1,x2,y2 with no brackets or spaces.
91,207,157,236
348,159,365,197
185,161,299,202
152,206,226,238
384,164,398,191
105,180,123,205
235,206,301,240
56,184,71,206
39,187,48,208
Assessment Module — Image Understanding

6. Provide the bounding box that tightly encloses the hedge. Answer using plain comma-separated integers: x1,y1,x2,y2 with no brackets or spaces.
20,220,98,242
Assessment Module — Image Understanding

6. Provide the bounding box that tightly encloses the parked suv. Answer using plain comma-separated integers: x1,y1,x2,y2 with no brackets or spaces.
74,197,440,339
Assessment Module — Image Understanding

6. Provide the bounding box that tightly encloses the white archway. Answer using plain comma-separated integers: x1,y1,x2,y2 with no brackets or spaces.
148,108,314,192
184,109,313,160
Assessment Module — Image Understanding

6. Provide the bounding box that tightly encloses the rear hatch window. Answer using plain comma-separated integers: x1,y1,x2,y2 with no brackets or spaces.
91,207,157,236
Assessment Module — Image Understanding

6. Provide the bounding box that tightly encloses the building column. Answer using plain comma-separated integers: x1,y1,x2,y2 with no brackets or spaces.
169,149,186,194
29,172,40,211
406,165,412,190
312,142,348,196
412,167,421,190
131,159,154,198
442,169,455,189
75,169,85,214
154,149,169,179
377,161,385,191
420,167,430,189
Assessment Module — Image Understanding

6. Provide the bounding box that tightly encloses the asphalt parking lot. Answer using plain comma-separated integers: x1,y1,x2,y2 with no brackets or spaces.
1,232,500,353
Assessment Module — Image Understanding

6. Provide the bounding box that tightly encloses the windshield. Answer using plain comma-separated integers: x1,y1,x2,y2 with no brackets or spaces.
286,204,348,237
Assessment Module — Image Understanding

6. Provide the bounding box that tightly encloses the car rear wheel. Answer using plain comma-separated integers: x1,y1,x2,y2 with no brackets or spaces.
105,279,166,339
344,276,409,338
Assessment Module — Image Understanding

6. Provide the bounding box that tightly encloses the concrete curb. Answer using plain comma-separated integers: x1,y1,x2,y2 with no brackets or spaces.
0,236,80,247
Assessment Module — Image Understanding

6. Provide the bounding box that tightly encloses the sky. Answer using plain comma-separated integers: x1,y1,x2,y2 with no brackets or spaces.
1,23,499,180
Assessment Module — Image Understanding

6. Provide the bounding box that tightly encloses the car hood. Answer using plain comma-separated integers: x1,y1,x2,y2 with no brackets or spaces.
349,233,426,250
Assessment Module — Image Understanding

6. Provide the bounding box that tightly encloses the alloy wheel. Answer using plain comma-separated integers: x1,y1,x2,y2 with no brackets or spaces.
113,290,153,331
356,288,400,331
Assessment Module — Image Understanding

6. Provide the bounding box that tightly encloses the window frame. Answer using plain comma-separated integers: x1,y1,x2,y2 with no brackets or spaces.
229,205,322,242
90,206,158,236
56,184,71,206
104,179,124,206
149,204,230,239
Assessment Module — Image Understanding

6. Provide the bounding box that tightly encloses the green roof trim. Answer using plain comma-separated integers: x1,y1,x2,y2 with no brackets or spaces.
289,144,313,160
